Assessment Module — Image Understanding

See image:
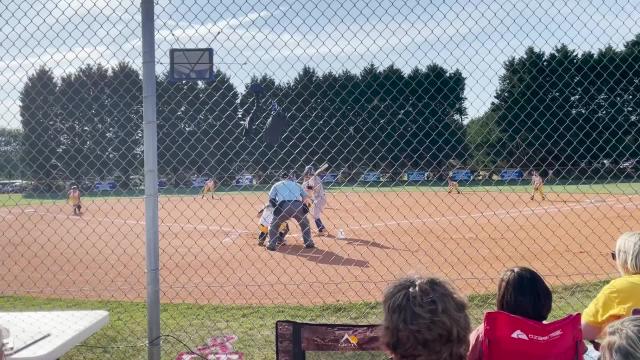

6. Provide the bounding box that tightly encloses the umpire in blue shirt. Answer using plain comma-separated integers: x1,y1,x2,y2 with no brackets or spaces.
265,172,314,251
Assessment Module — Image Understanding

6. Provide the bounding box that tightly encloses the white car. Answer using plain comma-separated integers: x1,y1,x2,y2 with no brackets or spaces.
619,160,637,169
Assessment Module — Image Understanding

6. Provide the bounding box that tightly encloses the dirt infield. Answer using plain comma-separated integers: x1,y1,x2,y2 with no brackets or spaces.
1,189,639,305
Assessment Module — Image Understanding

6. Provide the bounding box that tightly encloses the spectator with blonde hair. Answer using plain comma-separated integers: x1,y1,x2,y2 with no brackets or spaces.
582,232,640,341
383,276,471,360
599,316,640,360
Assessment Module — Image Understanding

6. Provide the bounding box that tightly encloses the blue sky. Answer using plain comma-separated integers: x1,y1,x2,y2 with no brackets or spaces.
1,0,639,128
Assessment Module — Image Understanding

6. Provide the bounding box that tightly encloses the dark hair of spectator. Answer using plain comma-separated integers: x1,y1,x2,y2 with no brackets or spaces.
497,267,552,322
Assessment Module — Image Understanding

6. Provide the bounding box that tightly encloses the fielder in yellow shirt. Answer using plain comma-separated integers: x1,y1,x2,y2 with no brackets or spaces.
447,176,461,194
201,178,217,199
530,171,545,201
67,185,82,216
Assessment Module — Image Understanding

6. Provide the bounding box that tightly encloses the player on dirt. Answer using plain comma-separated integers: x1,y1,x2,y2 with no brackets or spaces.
201,177,217,199
67,185,82,216
302,165,328,236
530,171,545,201
447,176,461,194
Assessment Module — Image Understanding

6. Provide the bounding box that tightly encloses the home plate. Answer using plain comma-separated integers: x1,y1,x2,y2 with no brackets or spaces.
221,231,241,245
584,198,606,204
24,209,36,213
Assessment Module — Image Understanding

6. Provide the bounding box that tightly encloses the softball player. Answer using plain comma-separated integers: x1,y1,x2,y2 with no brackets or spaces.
530,171,545,201
447,176,461,194
67,185,82,215
257,203,290,246
201,178,217,199
303,166,328,235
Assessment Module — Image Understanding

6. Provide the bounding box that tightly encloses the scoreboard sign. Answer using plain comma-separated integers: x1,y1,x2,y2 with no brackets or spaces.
405,171,427,181
234,175,254,186
450,169,473,182
192,177,207,188
360,172,382,182
500,169,524,181
94,181,117,191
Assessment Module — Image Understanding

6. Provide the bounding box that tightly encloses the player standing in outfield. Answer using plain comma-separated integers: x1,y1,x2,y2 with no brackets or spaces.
67,185,82,216
201,177,217,199
447,176,461,194
530,171,546,201
303,166,328,236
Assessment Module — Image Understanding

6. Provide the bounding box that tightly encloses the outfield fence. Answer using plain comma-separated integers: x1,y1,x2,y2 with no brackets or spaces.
1,0,640,359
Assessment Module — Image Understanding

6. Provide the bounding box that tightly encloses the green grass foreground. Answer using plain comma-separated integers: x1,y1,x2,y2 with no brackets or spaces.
0,281,606,359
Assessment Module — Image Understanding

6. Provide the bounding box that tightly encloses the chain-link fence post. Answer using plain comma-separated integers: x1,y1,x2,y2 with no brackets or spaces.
141,0,161,359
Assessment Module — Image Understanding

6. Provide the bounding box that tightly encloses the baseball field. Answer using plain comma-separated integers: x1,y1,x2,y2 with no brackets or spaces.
0,183,638,358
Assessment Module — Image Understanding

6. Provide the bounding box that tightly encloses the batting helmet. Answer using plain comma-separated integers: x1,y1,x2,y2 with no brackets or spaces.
303,166,314,177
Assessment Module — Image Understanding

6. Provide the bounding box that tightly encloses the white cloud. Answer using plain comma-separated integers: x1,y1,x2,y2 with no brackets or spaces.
50,0,137,17
1,0,640,128
158,10,276,45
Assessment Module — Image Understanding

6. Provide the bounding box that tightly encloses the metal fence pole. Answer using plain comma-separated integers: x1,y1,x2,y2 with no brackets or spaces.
141,0,161,359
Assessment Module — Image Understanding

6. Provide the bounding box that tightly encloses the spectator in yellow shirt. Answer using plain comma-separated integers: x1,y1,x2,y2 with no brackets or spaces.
582,232,640,341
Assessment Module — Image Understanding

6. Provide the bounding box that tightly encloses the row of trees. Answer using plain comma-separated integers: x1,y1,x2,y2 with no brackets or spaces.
468,35,640,169
18,62,467,185
0,128,22,179
237,64,467,176
13,34,640,186
20,63,143,187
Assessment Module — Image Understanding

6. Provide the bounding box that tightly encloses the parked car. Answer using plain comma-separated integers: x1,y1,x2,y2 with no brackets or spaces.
0,181,30,193
619,159,637,169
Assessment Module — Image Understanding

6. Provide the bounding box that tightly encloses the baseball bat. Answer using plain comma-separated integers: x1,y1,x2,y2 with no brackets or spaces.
297,163,330,184
315,163,329,176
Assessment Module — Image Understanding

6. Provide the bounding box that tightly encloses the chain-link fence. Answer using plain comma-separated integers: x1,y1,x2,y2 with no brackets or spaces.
1,0,640,358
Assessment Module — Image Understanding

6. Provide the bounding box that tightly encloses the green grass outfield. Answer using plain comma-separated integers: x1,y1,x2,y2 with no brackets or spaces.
5,182,640,206
0,281,606,359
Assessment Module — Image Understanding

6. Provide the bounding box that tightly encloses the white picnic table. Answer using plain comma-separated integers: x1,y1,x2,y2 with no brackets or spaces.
0,310,108,360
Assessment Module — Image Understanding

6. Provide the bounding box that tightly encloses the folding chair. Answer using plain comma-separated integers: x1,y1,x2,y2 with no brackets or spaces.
275,320,384,359
482,311,583,360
